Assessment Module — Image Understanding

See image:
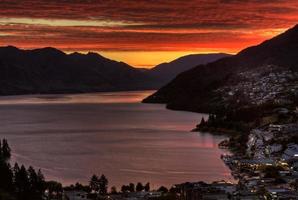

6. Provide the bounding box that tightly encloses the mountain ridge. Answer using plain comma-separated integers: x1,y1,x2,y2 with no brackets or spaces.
143,24,298,114
148,53,230,86
0,46,156,95
0,46,229,95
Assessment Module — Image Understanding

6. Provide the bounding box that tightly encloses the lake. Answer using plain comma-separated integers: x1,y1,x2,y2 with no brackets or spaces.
0,90,233,189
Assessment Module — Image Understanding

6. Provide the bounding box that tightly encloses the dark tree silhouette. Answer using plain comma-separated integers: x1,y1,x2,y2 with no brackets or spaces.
1,139,11,162
129,183,135,192
110,186,117,194
158,186,169,193
14,165,30,200
0,139,46,200
136,182,144,192
121,185,130,193
0,161,13,192
46,181,63,199
90,174,100,193
99,174,108,195
144,182,150,192
200,117,206,126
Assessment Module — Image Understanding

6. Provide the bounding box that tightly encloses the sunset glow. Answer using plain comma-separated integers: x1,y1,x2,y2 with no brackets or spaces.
1,0,298,68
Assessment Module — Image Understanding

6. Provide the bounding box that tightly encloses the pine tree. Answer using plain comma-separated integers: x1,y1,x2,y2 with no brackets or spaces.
0,162,13,192
36,169,45,194
199,117,206,127
28,166,41,199
89,174,99,193
2,139,11,162
99,174,108,195
15,165,30,200
0,140,2,159
0,140,46,200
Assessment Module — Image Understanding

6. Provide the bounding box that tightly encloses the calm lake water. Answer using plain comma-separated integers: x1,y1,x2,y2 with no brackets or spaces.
0,90,232,188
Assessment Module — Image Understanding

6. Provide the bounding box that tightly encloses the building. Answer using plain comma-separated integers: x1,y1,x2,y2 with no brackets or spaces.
282,144,298,161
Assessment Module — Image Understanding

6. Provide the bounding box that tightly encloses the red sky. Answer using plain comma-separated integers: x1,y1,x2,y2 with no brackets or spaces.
0,0,298,67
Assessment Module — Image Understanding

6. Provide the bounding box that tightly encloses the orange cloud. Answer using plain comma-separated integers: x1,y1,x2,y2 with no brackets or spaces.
0,0,297,67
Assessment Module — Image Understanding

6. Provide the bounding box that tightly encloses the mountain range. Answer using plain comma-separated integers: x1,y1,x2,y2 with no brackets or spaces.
143,24,298,114
0,46,228,95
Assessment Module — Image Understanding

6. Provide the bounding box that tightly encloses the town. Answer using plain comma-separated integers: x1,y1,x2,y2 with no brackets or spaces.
217,65,298,107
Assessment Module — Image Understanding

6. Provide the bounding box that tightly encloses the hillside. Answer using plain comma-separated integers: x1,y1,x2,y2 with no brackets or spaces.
143,24,298,115
148,53,230,86
0,46,157,95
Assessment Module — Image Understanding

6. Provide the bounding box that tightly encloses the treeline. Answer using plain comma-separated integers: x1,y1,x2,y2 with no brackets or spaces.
0,139,64,200
120,182,150,193
1,139,176,200
0,139,46,200
196,115,249,154
65,176,172,199
196,114,249,134
197,101,285,134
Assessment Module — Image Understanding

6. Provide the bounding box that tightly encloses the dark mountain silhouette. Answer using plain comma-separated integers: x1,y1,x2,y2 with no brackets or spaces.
148,53,230,86
143,24,298,113
0,46,232,95
0,46,157,95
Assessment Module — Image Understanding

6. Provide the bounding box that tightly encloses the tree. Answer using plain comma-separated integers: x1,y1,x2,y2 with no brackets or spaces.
144,182,150,192
0,140,2,159
129,183,135,192
0,139,46,200
157,186,169,193
121,185,131,193
110,186,117,194
0,139,11,163
99,174,108,195
89,174,99,193
121,185,129,193
0,139,13,195
14,165,30,200
46,181,63,199
36,169,45,194
2,139,11,162
0,162,13,192
200,117,206,126
28,166,38,196
27,166,45,199
136,182,144,192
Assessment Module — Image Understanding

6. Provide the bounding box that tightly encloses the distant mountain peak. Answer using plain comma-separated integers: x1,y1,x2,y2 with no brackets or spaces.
148,53,230,86
86,51,107,60
31,47,66,56
0,45,20,53
2,45,19,50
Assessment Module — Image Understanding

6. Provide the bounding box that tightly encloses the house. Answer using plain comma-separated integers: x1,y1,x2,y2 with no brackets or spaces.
268,144,283,154
269,124,284,132
236,159,275,170
282,143,298,161
266,188,298,200
211,181,236,194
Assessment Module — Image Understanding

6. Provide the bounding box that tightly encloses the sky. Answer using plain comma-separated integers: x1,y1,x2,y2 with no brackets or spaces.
0,0,298,68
